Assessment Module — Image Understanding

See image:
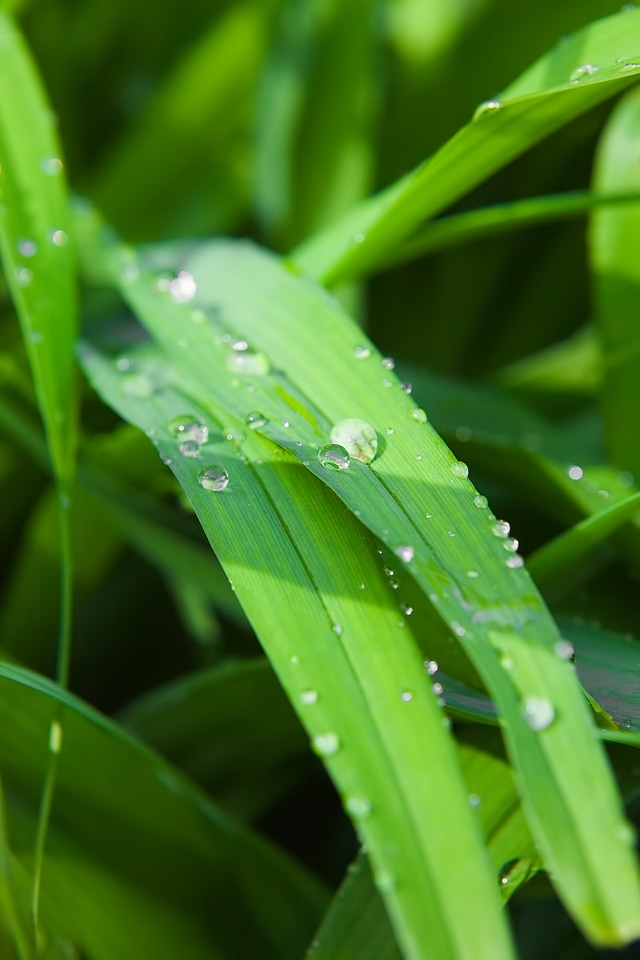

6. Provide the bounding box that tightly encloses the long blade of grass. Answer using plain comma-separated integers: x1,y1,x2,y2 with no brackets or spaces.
80,333,514,960
293,8,640,285
79,219,640,945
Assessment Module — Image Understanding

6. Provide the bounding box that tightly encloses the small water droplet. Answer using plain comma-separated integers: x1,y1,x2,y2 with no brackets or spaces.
503,537,519,553
358,583,366,590
122,372,154,397
41,157,63,175
381,357,395,370
169,415,209,446
618,470,635,488
246,411,268,429
523,696,555,731
401,691,413,702
410,408,427,423
232,339,248,352
466,570,479,579
468,793,481,808
395,545,414,563
167,269,197,303
332,624,343,636
567,464,583,480
50,229,68,246
319,444,350,470
506,555,524,569
425,512,433,519
400,604,413,616
554,640,575,661
178,440,201,458
345,795,372,819
353,232,365,244
451,461,469,478
18,238,37,257
455,426,472,442
330,418,377,464
474,99,502,120
432,682,444,695
199,466,229,491
375,871,397,893
447,530,456,537
386,427,394,435
474,495,488,509
290,655,299,664
354,345,371,359
300,689,318,705
226,350,270,376
160,453,173,466
425,660,439,675
15,266,33,287
313,732,340,757
570,63,598,82
401,382,413,395
492,520,510,538
451,621,466,637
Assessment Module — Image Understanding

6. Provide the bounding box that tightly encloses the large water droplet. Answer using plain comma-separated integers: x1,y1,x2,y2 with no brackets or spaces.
318,444,350,470
169,415,208,446
522,697,555,731
330,419,377,464
345,795,372,819
199,466,229,491
246,411,268,430
451,461,469,478
313,732,340,757
395,545,414,563
226,350,270,376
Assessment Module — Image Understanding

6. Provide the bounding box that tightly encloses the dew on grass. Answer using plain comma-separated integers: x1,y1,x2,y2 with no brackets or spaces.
432,682,444,695
473,99,502,119
246,411,268,429
503,537,519,553
451,461,469,478
375,872,397,894
345,795,372,819
474,495,488,509
17,238,37,257
227,350,270,376
554,640,575,661
330,418,377,463
451,621,466,637
169,415,208,446
354,345,371,359
522,697,555,731
386,427,394,435
401,382,413,394
300,689,318,705
168,270,197,303
318,444,350,470
332,624,343,636
41,157,63,175
401,691,413,702
16,266,35,288
411,408,427,422
567,464,584,480
467,570,480,579
313,732,340,757
570,63,598,82
51,229,68,246
425,660,439,675
396,545,414,563
506,555,524,569
160,453,173,466
468,794,481,808
492,520,510,538
381,357,395,370
178,440,201,458
198,466,229,491
232,339,248,352
400,604,413,616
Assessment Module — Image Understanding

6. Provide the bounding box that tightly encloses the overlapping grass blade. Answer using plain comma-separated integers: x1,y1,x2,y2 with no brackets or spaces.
0,660,327,960
293,8,640,285
78,221,640,945
80,332,514,960
591,86,640,476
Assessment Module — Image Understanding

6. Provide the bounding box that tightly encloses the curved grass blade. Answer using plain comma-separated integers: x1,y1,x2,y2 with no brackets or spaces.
293,8,640,285
591,86,640,477
108,234,640,945
80,334,515,960
0,661,327,960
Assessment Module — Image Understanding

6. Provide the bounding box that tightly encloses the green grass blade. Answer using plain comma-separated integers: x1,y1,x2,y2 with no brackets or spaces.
0,661,327,960
591,86,640,477
80,334,514,960
293,8,640,285
77,220,640,945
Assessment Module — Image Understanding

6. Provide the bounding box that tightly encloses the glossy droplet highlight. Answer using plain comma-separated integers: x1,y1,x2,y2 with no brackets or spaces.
474,99,502,119
354,345,371,359
425,660,438,675
506,555,524,569
169,415,208,446
51,229,68,246
318,444,350,470
168,270,197,303
401,691,413,702
226,350,270,376
330,419,377,464
246,411,268,430
300,690,318,705
411,408,427,423
567,465,584,480
401,382,413,395
570,63,598,82
41,157,63,175
199,466,229,492
345,795,372,819
523,697,555,731
395,545,414,563
451,461,469,478
381,357,395,370
313,732,340,757
492,520,510,538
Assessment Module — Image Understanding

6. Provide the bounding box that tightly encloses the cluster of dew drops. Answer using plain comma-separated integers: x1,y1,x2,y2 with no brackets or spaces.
9,157,68,293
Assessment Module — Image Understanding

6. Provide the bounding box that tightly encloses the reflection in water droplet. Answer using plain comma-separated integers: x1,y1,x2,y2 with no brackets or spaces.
15,267,32,287
401,382,413,394
386,427,394,435
169,415,208,446
178,440,201,458
199,466,229,491
319,444,350,470
51,229,68,246
300,690,318,705
523,697,555,731
451,461,469,478
160,453,172,466
246,411,268,430
400,604,413,616
411,408,427,423
425,660,439,675
381,357,395,370
354,345,371,359
492,520,510,538
332,624,343,636
330,419,377,463
313,732,340,757
168,270,197,303
345,795,372,819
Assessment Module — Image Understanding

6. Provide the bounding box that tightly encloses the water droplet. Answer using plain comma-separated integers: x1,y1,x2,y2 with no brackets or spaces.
567,464,584,480
425,512,433,519
451,621,466,637
425,660,439,675
318,444,350,470
353,232,365,244
432,682,444,695
50,229,68,246
49,721,63,754
41,157,63,175
381,357,395,370
199,466,229,491
401,382,413,395
506,555,524,569
473,99,502,120
522,697,555,731
468,793,481,808
455,426,472,442
451,461,469,478
122,372,154,397
169,415,209,446
3,245,26,284
345,795,372,819
447,530,456,537
17,238,37,257
354,345,371,359
313,732,340,757
226,350,270,376
570,63,598,82
375,871,397,893
300,689,318,705
554,640,575,661
358,583,366,590
246,411,268,430
466,570,479,579
386,427,394,435
122,263,140,283
503,537,519,553
289,655,299,664
330,418,377,464
167,270,197,303
410,408,427,423
332,624,343,635
400,604,413,616
232,339,248,352
401,691,413,702
618,471,635,489
396,545,414,563
160,453,173,466
474,495,488,509
492,520,510,538
178,440,201,458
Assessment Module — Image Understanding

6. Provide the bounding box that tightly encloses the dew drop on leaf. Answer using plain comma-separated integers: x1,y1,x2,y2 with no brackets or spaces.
226,350,270,376
506,555,524,569
451,461,469,478
169,415,208,446
345,795,372,819
353,345,371,359
410,408,427,422
178,440,200,458
198,466,229,491
300,690,318,705
395,545,414,563
246,411,268,430
330,418,377,463
313,732,340,757
15,267,32,287
318,444,350,470
17,238,37,257
492,520,510,538
522,697,555,731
